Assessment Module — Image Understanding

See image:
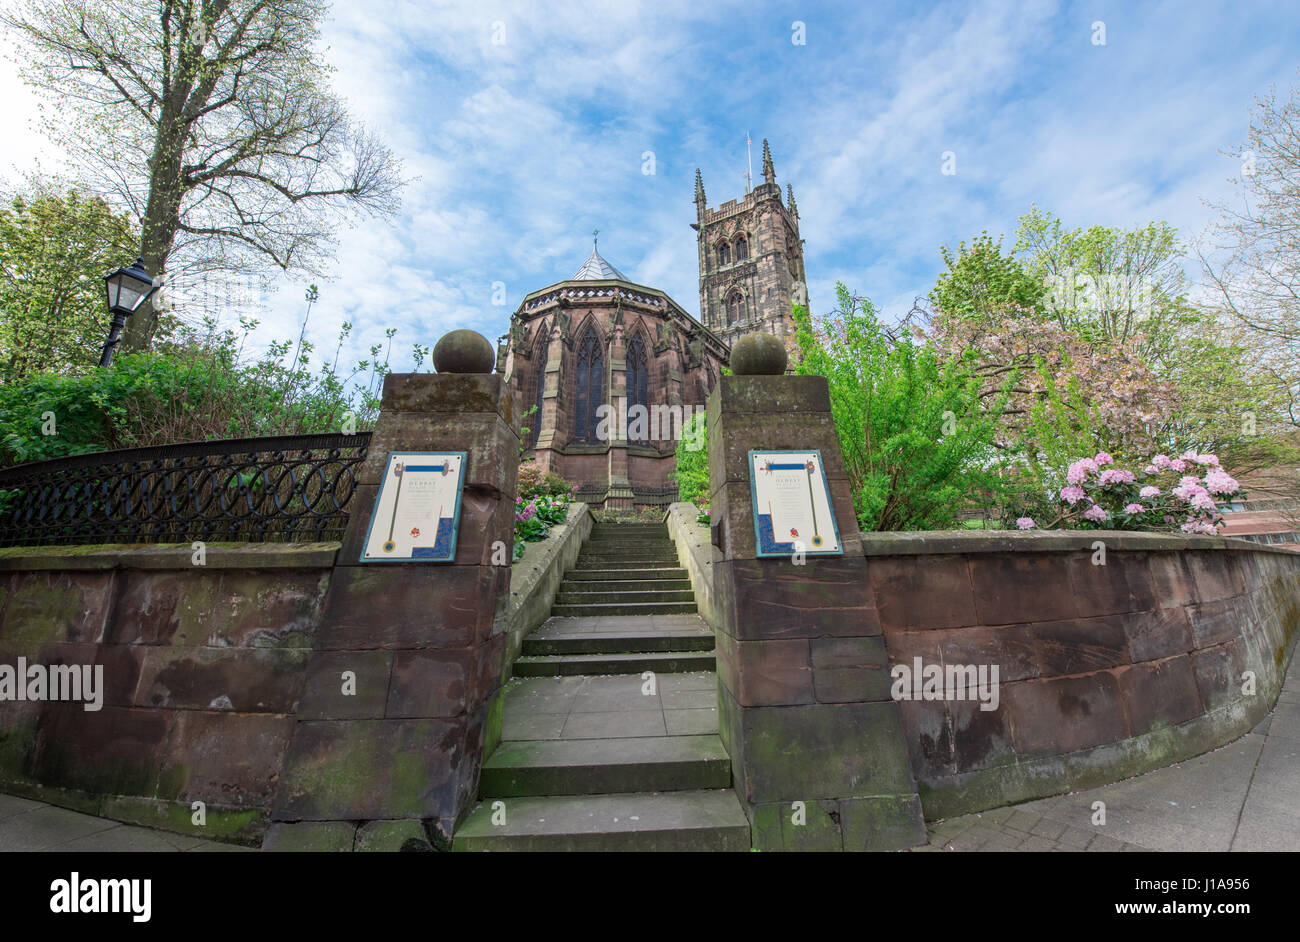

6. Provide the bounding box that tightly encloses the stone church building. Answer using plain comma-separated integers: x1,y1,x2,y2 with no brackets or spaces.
499,140,809,508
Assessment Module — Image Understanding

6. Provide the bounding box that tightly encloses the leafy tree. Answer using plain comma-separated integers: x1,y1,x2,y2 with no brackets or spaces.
792,289,1008,531
672,410,709,506
2,0,404,350
930,231,1046,323
0,181,139,381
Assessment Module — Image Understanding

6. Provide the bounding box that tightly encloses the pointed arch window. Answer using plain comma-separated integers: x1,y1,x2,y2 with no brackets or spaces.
529,325,548,447
717,242,730,266
726,290,744,326
574,326,604,443
625,332,650,444
733,235,748,261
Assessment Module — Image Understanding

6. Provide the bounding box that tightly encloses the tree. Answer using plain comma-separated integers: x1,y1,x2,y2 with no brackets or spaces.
792,288,1008,531
0,179,139,381
930,231,1046,324
2,0,404,351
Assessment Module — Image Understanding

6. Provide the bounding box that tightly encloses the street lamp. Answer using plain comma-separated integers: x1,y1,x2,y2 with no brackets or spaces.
99,257,160,367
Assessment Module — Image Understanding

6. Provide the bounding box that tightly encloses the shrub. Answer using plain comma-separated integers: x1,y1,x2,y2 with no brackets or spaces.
672,410,709,508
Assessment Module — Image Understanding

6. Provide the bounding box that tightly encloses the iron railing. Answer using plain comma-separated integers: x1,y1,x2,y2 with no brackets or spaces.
573,484,681,507
0,432,371,547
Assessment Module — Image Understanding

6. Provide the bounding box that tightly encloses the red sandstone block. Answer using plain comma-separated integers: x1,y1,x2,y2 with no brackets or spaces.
810,636,891,703
1122,607,1194,662
1026,615,1132,676
132,645,307,714
932,624,1039,683
969,555,1077,625
1002,673,1130,755
1066,553,1156,617
386,648,475,719
1114,657,1203,735
472,633,507,703
296,650,393,720
945,696,1015,773
1,571,115,647
1147,553,1200,609
1187,596,1253,650
1190,639,1248,713
162,710,296,807
723,558,880,640
316,565,504,650
870,556,977,630
30,704,172,798
894,697,954,779
1186,552,1247,604
33,642,142,708
714,629,813,707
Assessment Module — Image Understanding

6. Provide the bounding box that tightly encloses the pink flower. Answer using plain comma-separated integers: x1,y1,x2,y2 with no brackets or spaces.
1181,520,1219,535
1124,503,1145,514
1144,464,1158,474
1194,453,1220,466
1179,475,1201,488
1190,492,1218,512
1060,486,1087,505
1016,517,1036,530
1139,485,1161,498
1066,458,1098,485
1205,469,1239,495
1083,505,1110,523
1094,452,1114,466
1151,454,1172,469
1098,468,1135,487
1170,459,1187,472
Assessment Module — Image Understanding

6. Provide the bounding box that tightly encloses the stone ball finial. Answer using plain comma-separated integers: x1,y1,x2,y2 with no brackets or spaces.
729,332,788,375
433,329,495,373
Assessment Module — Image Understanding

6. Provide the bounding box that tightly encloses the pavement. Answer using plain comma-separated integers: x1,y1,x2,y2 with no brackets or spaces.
2,653,1296,852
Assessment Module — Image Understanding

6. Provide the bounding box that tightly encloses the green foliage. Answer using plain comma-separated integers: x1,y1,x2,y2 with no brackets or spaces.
793,285,1009,531
0,181,139,381
931,231,1046,323
671,411,709,507
0,314,385,468
517,461,574,500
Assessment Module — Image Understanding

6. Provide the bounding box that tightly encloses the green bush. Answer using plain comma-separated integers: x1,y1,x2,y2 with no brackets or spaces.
672,410,709,507
792,285,1011,531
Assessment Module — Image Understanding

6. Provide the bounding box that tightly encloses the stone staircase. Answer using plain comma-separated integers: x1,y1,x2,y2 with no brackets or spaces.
454,521,750,851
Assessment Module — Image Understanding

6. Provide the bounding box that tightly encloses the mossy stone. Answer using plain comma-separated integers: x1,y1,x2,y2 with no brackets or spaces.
729,332,788,375
433,329,495,374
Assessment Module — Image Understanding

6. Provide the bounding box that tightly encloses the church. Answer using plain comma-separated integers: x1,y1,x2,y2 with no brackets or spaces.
499,140,809,508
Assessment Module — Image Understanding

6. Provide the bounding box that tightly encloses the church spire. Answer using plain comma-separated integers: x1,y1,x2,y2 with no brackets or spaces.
762,139,775,184
694,168,706,206
786,183,798,217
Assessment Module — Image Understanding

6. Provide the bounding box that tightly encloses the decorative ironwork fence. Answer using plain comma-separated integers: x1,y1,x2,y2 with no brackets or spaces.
572,484,681,507
0,432,371,547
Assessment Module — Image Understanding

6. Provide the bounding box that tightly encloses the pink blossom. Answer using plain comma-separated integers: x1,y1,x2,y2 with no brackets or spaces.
1083,505,1110,523
1179,475,1201,488
1094,452,1115,466
1123,503,1145,514
1139,485,1161,498
1205,469,1239,495
1170,459,1187,472
1190,492,1218,512
1060,486,1087,505
1015,517,1036,530
1181,520,1219,535
1151,454,1172,469
1144,464,1158,474
1194,453,1220,466
1097,468,1135,487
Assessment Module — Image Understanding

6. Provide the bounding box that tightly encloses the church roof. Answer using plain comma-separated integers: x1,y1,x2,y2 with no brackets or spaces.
572,247,628,281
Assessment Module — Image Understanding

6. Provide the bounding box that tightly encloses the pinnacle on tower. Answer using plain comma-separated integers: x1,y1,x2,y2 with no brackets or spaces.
786,183,798,217
694,168,706,206
762,139,775,184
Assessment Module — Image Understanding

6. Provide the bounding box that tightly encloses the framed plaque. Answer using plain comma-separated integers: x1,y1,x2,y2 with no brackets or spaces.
360,452,467,562
748,450,842,557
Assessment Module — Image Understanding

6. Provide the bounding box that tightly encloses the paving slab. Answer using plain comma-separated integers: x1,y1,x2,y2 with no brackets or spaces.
0,796,251,852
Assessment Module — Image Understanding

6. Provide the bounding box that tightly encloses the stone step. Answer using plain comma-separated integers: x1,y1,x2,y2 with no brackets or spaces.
512,649,715,676
560,578,691,593
556,588,696,605
575,556,680,569
523,629,714,656
550,600,699,618
453,790,750,852
565,567,689,581
579,546,678,558
479,735,731,796
590,525,669,533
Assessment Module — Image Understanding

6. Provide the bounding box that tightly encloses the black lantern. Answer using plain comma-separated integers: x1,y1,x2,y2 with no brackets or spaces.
99,258,159,367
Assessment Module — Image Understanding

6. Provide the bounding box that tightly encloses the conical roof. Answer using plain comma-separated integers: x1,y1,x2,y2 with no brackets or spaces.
572,247,627,281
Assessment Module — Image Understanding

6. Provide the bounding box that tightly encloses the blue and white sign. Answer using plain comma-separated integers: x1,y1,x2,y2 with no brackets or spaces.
748,450,842,557
360,452,467,562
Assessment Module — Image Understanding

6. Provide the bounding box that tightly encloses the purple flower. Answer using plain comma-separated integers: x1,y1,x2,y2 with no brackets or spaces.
1083,505,1110,523
1094,452,1114,466
1015,517,1036,530
1123,503,1145,515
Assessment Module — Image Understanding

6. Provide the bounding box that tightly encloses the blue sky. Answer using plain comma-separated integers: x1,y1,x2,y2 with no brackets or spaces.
4,0,1299,374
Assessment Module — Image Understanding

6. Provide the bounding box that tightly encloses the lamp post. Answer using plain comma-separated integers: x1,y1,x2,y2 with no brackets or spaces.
99,257,160,367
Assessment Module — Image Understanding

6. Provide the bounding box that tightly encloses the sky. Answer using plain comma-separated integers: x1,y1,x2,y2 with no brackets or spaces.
2,0,1299,375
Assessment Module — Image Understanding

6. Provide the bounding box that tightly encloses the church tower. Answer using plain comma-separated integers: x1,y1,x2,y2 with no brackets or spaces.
693,139,808,347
